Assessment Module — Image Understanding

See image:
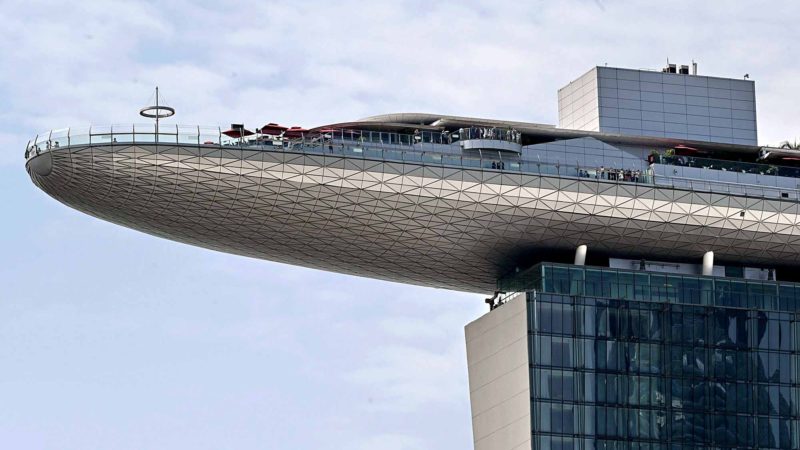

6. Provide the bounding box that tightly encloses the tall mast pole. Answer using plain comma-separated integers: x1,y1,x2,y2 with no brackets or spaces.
139,86,175,143
155,86,159,142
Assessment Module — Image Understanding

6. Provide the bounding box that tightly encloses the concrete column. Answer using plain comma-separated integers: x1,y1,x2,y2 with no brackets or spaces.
702,251,714,276
574,245,588,266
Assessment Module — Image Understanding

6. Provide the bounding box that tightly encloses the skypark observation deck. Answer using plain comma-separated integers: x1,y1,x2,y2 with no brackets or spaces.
24,123,800,293
26,125,800,199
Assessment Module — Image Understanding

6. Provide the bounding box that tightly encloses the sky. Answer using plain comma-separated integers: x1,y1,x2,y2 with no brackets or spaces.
1,1,799,449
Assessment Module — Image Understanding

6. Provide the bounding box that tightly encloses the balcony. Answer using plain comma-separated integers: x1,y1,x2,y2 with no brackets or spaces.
457,126,523,153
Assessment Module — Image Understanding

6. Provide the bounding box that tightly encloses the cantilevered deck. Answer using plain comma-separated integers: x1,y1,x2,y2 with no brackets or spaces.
25,124,800,293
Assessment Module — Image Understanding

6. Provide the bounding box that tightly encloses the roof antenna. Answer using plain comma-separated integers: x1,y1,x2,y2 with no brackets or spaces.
139,86,175,143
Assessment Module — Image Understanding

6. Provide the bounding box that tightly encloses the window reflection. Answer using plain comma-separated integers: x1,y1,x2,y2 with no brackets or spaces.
530,291,800,449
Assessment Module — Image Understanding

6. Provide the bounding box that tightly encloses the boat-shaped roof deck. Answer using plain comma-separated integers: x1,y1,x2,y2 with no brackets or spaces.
24,119,800,202
25,120,800,292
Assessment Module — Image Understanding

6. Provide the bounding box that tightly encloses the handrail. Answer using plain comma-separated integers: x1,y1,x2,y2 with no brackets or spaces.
25,125,800,201
24,124,652,185
657,154,800,178
654,173,800,199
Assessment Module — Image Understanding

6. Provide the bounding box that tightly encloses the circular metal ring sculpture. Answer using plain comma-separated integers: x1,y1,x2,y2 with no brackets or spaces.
139,105,175,119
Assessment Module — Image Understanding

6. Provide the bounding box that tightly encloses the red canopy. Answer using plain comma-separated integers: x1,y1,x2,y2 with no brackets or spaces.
283,126,309,138
259,123,288,134
222,128,254,138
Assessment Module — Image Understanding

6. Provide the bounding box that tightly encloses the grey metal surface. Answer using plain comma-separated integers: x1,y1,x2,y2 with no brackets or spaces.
26,143,800,294
559,66,758,146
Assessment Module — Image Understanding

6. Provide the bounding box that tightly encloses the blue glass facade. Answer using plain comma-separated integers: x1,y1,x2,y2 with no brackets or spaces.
505,264,800,450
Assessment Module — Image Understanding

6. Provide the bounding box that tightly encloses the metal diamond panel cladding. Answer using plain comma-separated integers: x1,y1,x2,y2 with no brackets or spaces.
26,144,800,293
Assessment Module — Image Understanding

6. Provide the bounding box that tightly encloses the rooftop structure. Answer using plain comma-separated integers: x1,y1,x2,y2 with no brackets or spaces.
559,64,758,146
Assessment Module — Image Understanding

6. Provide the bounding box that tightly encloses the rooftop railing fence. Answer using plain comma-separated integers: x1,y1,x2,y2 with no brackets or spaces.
653,174,800,200
25,126,525,155
658,154,800,179
25,126,800,200
24,125,654,184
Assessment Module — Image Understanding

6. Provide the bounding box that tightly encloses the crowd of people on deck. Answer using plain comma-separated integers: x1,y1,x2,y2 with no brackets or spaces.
411,127,522,145
463,126,522,143
578,166,644,182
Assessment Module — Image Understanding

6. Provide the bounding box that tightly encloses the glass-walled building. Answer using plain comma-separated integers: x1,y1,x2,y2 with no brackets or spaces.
467,263,800,450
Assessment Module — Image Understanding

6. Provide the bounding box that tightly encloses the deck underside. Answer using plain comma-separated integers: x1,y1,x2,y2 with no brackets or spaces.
27,144,800,293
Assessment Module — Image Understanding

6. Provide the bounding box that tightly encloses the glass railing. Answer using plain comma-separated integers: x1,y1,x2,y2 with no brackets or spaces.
500,262,800,313
24,125,654,185
653,173,799,200
656,154,800,179
458,126,522,143
25,124,233,158
24,125,527,157
25,125,800,200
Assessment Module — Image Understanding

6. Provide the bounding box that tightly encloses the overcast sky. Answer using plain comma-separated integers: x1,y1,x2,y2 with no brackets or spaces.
2,1,800,449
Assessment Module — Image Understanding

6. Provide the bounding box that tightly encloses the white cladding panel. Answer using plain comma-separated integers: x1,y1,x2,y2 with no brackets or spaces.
558,67,758,146
466,294,531,450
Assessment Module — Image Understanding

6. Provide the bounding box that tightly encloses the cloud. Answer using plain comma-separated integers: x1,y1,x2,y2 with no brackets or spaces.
4,0,799,142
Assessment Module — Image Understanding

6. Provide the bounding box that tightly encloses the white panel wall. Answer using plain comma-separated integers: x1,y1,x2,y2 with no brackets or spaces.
558,68,600,132
558,66,758,146
465,294,531,450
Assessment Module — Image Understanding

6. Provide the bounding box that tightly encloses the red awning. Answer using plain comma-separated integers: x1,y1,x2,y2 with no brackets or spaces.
674,144,699,152
222,128,255,138
283,126,309,138
259,123,288,134
780,157,800,161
